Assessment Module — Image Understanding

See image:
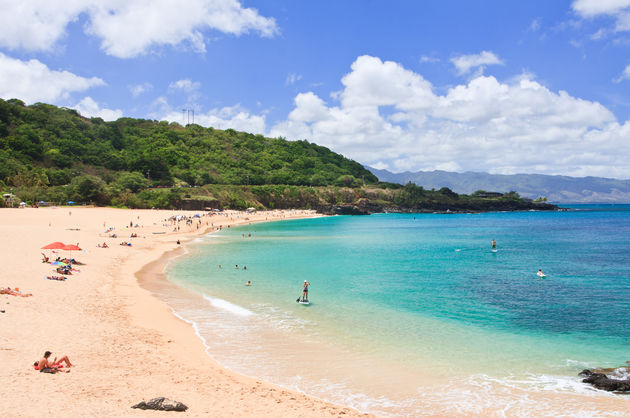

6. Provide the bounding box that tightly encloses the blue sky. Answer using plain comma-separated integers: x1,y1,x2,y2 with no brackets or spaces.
1,0,630,178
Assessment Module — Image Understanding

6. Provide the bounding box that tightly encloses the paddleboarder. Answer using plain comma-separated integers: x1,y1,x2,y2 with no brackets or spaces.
301,280,310,302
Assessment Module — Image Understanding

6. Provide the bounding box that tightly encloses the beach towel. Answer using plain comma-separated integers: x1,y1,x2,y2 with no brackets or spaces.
34,364,63,371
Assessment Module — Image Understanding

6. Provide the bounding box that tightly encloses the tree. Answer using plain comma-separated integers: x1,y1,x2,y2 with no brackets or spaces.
68,175,109,204
335,175,356,187
114,172,148,192
439,187,458,199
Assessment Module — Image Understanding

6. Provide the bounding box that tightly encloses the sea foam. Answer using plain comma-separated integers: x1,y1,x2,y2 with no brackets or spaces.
203,293,254,317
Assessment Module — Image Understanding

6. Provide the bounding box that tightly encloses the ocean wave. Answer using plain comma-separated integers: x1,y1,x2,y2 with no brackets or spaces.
202,293,254,317
250,303,313,331
468,372,614,396
608,367,630,381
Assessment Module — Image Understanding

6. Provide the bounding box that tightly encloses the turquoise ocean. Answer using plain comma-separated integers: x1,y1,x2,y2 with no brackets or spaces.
163,206,630,416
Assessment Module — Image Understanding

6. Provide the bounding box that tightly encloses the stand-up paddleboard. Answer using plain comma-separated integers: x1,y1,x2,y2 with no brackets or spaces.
537,274,546,279
491,249,498,253
299,300,310,305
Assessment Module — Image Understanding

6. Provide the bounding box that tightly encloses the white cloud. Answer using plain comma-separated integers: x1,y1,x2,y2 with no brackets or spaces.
74,96,123,121
285,73,302,85
572,0,630,32
419,55,440,63
0,52,104,104
450,51,504,76
572,0,630,18
129,82,153,97
529,18,542,32
168,79,201,92
0,0,278,58
613,64,630,82
168,79,202,103
590,28,607,39
270,55,630,178
0,0,86,52
155,97,265,133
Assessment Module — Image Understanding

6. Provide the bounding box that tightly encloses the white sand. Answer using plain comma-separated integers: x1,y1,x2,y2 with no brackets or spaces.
0,207,369,417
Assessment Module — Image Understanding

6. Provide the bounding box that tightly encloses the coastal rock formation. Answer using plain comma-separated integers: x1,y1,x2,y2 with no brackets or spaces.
579,368,630,392
131,397,188,411
318,204,370,215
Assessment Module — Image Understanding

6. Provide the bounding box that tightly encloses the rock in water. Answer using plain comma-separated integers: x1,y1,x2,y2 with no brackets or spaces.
131,397,188,411
579,368,630,392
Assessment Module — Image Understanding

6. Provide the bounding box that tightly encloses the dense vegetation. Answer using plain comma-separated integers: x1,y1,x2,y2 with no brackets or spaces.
0,98,556,212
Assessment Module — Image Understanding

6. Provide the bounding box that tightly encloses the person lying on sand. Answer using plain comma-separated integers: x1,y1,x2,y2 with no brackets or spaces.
61,258,84,265
34,351,73,373
45,276,67,281
0,287,32,297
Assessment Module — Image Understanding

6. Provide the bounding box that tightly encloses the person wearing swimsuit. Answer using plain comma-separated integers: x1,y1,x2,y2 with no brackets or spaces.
302,280,310,302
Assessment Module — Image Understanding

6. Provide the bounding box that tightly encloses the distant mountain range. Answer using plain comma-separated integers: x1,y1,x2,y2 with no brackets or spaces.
367,168,630,203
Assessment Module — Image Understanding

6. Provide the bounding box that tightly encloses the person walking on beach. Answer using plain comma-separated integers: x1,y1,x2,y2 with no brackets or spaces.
302,280,310,302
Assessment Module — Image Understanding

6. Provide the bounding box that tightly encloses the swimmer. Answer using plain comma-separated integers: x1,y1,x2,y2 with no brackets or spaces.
245,280,251,286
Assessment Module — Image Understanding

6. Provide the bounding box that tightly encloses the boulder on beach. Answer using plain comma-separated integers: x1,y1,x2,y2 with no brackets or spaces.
131,397,188,411
579,368,630,392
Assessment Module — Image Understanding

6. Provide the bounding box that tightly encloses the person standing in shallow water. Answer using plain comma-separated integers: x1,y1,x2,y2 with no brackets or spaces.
302,280,310,302
491,239,496,250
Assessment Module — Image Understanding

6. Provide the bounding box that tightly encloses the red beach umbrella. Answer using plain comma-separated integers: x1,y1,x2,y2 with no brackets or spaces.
61,244,82,251
41,242,66,250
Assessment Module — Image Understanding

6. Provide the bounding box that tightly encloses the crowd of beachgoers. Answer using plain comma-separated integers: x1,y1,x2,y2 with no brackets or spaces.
8,209,246,375
0,207,373,417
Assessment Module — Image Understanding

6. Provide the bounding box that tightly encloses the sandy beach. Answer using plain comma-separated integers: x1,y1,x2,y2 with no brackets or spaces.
0,207,369,417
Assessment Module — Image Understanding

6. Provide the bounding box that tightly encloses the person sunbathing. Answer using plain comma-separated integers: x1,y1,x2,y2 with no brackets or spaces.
34,351,72,373
46,276,66,281
1,287,32,297
41,253,50,263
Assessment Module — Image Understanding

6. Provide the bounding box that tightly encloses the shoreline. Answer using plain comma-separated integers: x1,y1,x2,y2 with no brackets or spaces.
3,207,628,416
128,211,378,416
149,210,630,416
0,207,369,417
134,220,357,405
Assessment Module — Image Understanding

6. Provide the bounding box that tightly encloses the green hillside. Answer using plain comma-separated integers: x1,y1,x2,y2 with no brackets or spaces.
0,98,376,190
0,98,556,213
